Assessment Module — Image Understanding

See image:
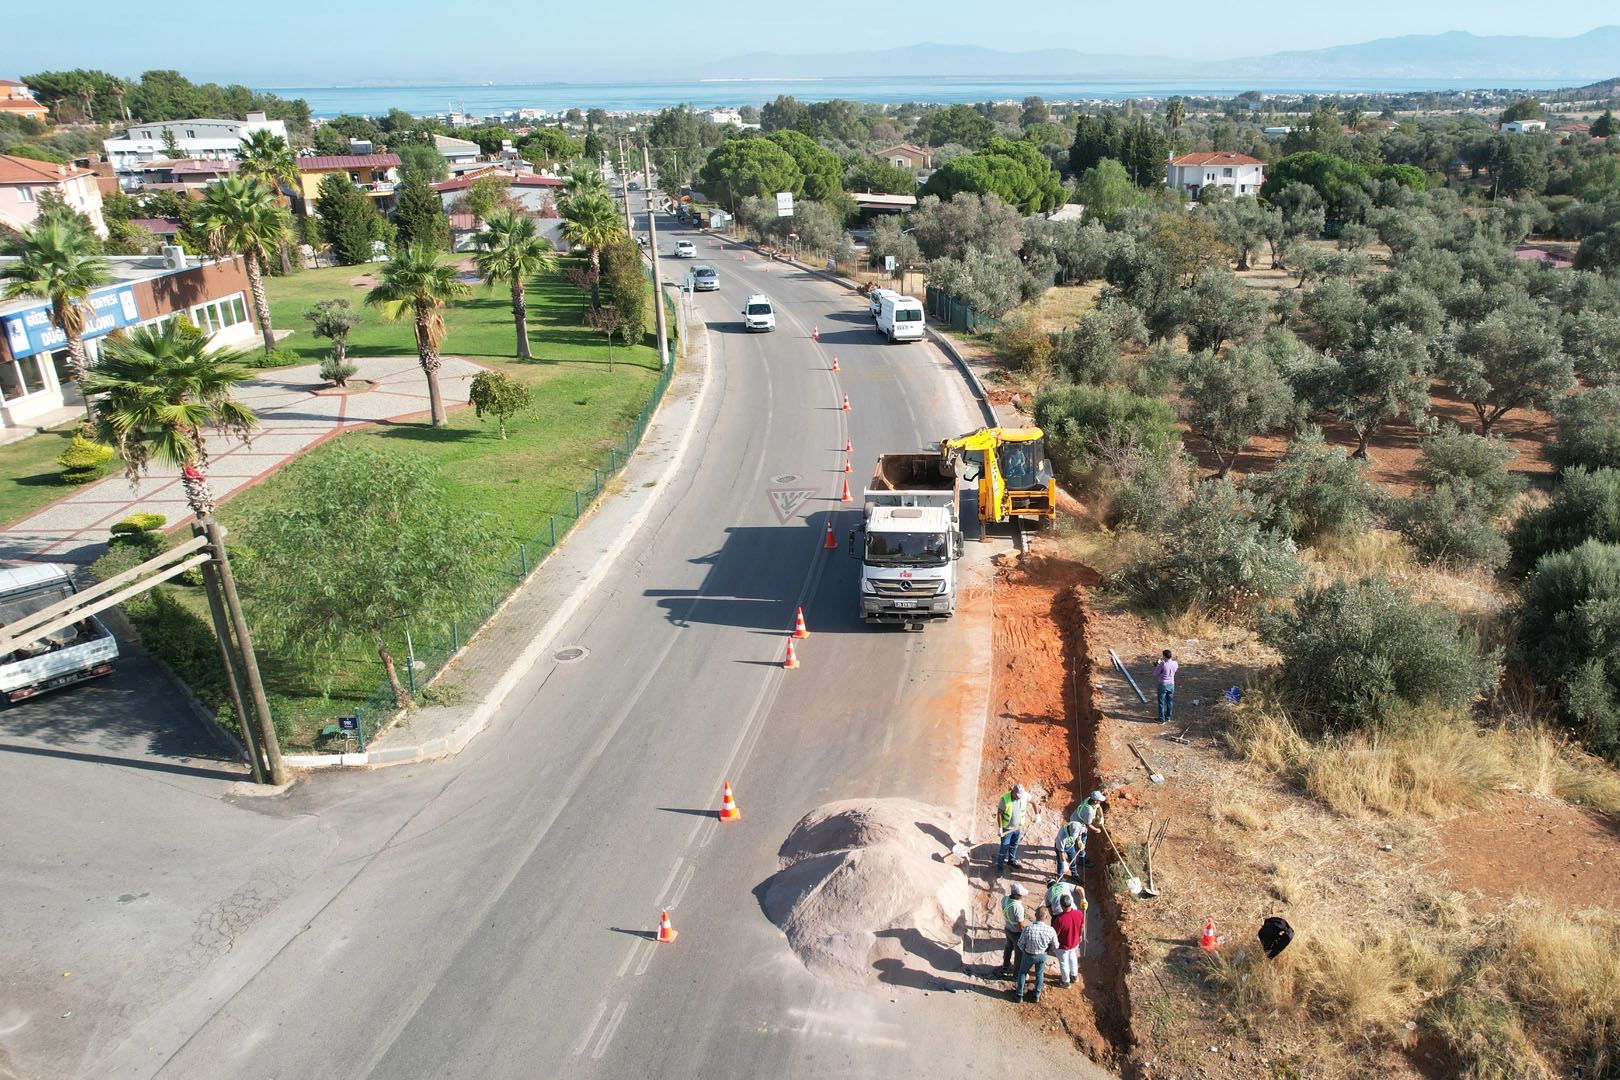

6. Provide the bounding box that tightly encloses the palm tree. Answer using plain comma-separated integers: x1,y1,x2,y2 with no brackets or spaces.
198,176,287,355
559,193,622,309
1165,98,1186,141
82,320,259,494
559,166,608,213
81,321,285,786
474,210,556,359
0,219,112,400
364,244,471,427
236,130,300,274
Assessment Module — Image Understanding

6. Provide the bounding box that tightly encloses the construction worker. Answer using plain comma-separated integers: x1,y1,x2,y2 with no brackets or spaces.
1013,909,1059,1003
1153,648,1179,723
1071,790,1106,846
1045,873,1076,916
995,782,1033,873
1055,818,1086,879
999,882,1029,976
1052,893,1086,988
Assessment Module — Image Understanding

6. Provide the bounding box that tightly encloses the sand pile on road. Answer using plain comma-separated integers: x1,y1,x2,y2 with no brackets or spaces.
760,798,974,987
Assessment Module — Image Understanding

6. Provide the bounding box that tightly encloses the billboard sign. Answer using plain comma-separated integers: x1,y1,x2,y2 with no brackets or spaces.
775,192,793,218
1,286,142,360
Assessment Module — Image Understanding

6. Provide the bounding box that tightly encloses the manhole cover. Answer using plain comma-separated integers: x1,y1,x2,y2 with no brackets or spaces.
771,473,801,484
554,646,589,663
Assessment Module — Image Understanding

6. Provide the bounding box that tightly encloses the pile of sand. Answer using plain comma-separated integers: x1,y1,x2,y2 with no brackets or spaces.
760,798,975,987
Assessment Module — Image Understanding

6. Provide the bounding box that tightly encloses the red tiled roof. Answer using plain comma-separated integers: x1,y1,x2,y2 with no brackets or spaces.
1169,152,1266,167
0,154,93,184
0,79,29,87
448,213,477,230
0,98,47,112
295,154,401,171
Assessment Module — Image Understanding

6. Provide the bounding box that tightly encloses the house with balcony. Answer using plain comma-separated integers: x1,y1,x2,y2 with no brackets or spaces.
1500,119,1548,133
291,154,402,216
1166,152,1266,199
0,154,108,237
432,168,563,214
434,134,480,166
0,80,48,123
103,112,288,181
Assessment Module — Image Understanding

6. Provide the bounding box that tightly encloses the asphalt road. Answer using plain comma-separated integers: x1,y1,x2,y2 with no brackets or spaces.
0,199,1111,1080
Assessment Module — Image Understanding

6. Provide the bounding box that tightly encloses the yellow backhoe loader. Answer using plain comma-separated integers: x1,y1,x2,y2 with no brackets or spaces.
939,426,1057,527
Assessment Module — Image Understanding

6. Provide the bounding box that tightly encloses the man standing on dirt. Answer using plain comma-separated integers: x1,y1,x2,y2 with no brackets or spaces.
1153,648,1179,723
996,783,1033,873
1056,817,1086,879
1013,909,1059,1003
1052,893,1086,988
1071,790,1106,846
999,882,1029,976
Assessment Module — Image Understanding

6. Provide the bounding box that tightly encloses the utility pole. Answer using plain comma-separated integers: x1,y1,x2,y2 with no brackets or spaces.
643,143,669,371
616,136,635,237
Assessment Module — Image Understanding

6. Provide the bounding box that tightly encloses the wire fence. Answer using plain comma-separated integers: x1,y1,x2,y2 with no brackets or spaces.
341,299,680,748
925,286,1003,334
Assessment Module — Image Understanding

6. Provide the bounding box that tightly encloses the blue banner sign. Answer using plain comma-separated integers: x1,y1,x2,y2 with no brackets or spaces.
2,285,142,360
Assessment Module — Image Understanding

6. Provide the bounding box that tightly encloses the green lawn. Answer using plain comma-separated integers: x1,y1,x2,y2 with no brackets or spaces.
167,258,671,747
0,421,119,529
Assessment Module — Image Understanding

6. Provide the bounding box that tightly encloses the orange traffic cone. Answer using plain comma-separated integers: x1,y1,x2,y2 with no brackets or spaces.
719,781,742,821
783,639,800,669
792,606,810,638
812,324,820,341
841,393,850,411
844,437,852,453
843,457,852,473
831,355,839,371
1199,919,1218,950
839,477,852,502
657,909,678,943
824,519,837,549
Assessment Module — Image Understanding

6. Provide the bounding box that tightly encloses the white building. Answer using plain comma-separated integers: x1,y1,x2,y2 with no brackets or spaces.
103,112,288,176
1500,119,1547,133
434,134,481,165
709,108,743,127
1165,152,1266,199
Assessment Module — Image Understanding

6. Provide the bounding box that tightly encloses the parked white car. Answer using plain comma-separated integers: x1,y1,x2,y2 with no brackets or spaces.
867,288,897,320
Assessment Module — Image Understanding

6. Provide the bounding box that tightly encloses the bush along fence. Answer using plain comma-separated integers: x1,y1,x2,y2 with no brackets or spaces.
339,342,679,751
925,286,1003,334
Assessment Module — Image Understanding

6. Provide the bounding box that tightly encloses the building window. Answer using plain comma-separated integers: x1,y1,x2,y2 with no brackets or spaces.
185,129,195,139
17,187,34,203
1223,168,1234,177
0,360,23,400
190,292,249,335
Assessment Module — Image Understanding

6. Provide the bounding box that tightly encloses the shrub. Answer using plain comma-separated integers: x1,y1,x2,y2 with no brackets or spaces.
1390,484,1511,569
1113,479,1304,617
1261,575,1500,732
110,512,167,536
990,313,1056,376
1509,467,1620,571
1245,426,1379,544
1032,384,1178,491
1417,426,1524,516
1518,540,1620,760
254,347,303,369
1056,300,1146,386
318,355,359,386
120,587,235,729
57,434,114,485
1101,442,1196,531
1550,382,1620,473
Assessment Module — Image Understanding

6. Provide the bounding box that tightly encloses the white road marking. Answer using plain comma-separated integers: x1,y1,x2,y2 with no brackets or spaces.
572,1000,607,1056
590,1001,628,1059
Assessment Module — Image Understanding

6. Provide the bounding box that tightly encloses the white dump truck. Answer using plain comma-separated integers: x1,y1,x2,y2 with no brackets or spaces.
850,453,964,628
0,563,118,703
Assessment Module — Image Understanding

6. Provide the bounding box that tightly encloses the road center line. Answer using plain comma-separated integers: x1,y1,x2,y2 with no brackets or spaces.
590,1001,629,1060
572,1000,607,1056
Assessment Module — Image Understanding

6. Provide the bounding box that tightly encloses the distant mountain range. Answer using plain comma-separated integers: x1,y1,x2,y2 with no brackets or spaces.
702,27,1620,83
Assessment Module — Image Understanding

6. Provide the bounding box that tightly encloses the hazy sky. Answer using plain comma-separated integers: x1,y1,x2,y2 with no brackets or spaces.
8,1,1618,85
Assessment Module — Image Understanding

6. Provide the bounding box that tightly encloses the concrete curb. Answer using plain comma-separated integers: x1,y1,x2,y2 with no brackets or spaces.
282,290,713,772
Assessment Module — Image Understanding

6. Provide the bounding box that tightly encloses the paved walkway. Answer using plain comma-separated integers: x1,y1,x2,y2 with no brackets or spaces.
0,355,486,564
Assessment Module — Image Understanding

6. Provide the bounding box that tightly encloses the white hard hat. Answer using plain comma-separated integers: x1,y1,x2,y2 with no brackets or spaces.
1009,882,1028,897
1012,783,1026,797
1089,790,1107,803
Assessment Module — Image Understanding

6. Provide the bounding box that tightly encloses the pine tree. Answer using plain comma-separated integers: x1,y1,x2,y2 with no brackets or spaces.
393,168,450,252
316,172,387,266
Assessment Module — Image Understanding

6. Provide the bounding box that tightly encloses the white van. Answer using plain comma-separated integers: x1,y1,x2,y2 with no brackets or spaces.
742,294,776,332
876,293,926,342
